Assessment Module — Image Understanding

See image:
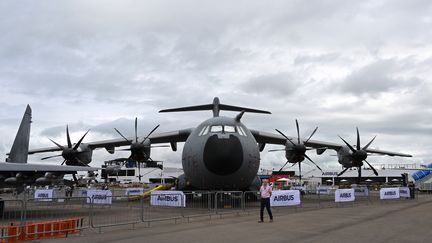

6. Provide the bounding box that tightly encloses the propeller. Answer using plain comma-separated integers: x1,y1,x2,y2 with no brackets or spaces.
271,119,322,182
114,118,164,182
337,127,378,183
43,125,90,166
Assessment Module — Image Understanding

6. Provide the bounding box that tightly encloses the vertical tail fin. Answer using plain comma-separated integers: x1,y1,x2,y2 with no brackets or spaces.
6,105,32,163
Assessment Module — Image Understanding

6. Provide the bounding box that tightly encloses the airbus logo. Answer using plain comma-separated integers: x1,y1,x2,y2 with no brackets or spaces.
157,195,179,202
340,193,352,198
273,195,295,201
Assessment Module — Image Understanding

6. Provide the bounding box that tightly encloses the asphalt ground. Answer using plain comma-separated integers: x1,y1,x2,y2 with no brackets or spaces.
39,197,432,243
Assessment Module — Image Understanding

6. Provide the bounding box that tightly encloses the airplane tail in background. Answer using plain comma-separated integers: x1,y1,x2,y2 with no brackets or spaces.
6,105,32,163
159,97,271,117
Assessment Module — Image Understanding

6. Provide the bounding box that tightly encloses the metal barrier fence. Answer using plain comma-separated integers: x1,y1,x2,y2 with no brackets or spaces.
0,189,428,240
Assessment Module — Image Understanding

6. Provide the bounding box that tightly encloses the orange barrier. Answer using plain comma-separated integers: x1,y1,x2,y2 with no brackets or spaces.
0,218,82,242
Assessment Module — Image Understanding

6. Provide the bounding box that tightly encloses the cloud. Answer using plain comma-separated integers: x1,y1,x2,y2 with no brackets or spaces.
1,0,431,172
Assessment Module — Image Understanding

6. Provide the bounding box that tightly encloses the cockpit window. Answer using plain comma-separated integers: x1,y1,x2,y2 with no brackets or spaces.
210,125,223,133
237,126,247,136
199,126,210,136
224,126,236,133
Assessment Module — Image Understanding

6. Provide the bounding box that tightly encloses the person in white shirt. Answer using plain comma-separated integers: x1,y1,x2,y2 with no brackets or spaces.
259,179,273,223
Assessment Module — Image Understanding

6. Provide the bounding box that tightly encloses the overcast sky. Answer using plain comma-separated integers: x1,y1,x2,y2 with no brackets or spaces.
1,0,431,173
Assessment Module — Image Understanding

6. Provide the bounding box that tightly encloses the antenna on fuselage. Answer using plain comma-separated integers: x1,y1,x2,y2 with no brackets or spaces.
159,97,271,117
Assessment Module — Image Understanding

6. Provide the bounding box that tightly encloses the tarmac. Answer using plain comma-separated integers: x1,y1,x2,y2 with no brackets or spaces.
42,198,432,243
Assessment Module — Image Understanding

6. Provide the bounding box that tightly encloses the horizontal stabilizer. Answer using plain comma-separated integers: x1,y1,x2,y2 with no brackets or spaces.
159,97,271,117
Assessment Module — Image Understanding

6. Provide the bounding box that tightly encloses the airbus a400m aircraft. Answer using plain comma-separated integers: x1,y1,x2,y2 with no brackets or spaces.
28,97,412,190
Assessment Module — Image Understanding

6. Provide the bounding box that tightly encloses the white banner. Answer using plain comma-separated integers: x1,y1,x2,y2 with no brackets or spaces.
380,188,400,200
79,189,88,197
87,190,113,204
150,191,186,207
291,186,306,191
126,188,144,196
354,187,369,197
270,190,301,207
399,187,410,198
335,189,355,202
34,189,54,201
316,186,331,195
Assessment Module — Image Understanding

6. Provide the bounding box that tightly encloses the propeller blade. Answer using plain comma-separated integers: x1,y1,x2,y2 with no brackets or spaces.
48,138,64,150
138,161,141,182
61,159,67,166
305,126,318,144
72,173,78,183
141,124,160,144
298,162,302,183
119,148,131,151
275,129,296,146
66,125,72,148
338,136,356,153
304,154,323,172
135,117,138,143
151,145,170,148
362,136,377,150
268,149,286,152
73,130,90,150
364,159,378,176
41,154,63,160
356,127,361,150
358,166,362,184
296,119,300,144
279,160,291,172
338,167,349,177
114,128,130,143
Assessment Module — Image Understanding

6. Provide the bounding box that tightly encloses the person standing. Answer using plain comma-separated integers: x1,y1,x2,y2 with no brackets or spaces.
259,179,273,223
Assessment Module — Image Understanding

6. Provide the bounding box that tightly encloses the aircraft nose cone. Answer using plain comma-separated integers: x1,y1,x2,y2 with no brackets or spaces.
203,134,243,175
353,150,367,162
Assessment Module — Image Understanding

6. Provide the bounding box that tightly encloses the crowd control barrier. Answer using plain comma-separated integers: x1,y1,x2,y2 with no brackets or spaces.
0,187,428,239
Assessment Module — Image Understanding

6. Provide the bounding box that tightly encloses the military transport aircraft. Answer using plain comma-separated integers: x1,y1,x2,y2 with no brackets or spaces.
27,97,412,190
0,105,98,191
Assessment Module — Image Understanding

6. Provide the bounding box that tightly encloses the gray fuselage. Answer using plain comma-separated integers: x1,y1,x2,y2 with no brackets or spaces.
181,116,260,190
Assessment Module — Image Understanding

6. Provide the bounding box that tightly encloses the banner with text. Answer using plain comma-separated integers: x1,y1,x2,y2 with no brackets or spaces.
126,188,144,196
354,187,369,197
399,187,410,198
316,186,332,195
150,191,186,207
34,189,54,201
87,190,113,204
380,188,400,200
270,190,301,207
291,186,306,192
335,189,355,202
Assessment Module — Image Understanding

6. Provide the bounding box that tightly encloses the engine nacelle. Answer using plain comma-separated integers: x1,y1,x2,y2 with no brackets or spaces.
35,177,51,185
4,177,19,184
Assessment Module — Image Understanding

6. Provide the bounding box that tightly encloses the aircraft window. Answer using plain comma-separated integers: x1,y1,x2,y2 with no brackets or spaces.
198,126,207,136
224,126,236,133
237,126,245,136
202,126,209,136
210,125,223,133
239,126,247,136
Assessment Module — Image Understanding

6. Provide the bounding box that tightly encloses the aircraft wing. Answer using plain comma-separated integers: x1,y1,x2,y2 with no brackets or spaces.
250,129,412,157
388,168,432,171
28,128,194,154
0,162,98,172
250,129,341,149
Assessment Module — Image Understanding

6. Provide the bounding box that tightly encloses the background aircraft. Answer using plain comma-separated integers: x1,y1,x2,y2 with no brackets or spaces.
27,97,412,190
0,105,98,191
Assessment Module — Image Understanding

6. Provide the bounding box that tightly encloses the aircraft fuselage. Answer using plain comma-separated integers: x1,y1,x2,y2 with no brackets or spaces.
181,116,260,190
